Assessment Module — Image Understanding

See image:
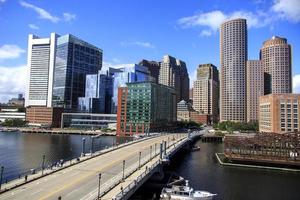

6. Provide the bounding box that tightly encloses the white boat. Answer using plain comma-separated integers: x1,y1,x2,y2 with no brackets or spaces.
160,180,216,200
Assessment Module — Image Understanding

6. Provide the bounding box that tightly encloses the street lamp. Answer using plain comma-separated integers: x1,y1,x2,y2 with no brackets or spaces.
41,155,46,176
122,160,126,181
0,166,4,190
90,136,94,157
150,146,152,160
97,173,101,199
82,138,86,156
139,151,141,169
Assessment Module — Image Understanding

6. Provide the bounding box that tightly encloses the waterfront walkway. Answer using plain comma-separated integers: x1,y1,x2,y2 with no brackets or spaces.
0,133,187,200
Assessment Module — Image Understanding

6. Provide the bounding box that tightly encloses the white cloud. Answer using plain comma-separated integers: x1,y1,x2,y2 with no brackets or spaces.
0,44,25,60
19,1,76,23
200,29,212,37
178,10,269,37
28,23,39,30
120,41,155,48
63,12,76,22
293,74,300,93
0,65,27,103
20,1,60,23
272,0,300,22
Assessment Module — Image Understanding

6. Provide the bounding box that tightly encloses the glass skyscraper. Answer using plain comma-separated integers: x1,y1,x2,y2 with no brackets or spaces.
52,34,103,110
78,71,113,113
109,64,153,113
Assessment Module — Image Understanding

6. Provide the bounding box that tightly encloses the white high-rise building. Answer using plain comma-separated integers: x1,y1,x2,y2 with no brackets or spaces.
25,33,58,107
220,18,247,122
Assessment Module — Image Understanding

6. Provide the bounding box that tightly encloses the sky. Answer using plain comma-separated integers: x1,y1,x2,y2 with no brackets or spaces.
0,0,300,103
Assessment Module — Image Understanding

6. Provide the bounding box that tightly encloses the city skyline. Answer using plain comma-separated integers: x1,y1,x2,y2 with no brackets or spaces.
1,0,300,102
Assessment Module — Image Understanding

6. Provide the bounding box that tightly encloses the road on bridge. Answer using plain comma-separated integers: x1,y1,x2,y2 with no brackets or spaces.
0,134,186,200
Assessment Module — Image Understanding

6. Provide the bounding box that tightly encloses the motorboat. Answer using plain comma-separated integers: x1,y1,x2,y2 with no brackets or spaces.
160,180,216,200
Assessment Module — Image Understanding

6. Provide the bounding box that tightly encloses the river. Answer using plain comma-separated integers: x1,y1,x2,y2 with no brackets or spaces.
0,131,299,199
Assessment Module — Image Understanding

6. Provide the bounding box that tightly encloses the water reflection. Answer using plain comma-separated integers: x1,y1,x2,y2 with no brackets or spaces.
0,132,131,182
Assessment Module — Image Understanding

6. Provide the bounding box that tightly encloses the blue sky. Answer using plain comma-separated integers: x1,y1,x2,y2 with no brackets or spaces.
0,0,300,102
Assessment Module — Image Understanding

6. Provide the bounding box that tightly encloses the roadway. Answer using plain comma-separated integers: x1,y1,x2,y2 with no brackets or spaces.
0,134,186,200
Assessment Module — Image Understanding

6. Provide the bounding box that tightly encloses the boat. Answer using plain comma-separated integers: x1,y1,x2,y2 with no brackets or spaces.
160,180,216,200
191,146,201,151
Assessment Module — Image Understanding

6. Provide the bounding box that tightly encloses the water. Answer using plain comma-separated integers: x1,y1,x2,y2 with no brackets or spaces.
0,132,299,199
0,131,130,182
133,139,300,200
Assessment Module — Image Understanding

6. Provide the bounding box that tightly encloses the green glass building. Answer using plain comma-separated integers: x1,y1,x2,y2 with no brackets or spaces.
117,82,176,135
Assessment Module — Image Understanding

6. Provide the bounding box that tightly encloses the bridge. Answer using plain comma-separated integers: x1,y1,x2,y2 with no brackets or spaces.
0,131,202,200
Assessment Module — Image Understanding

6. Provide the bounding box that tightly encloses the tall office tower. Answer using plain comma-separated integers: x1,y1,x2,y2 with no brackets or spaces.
220,18,247,122
52,34,102,110
25,33,58,107
246,60,264,122
25,33,103,110
159,55,189,102
260,36,292,94
177,59,190,101
109,64,152,113
78,71,113,113
193,64,219,123
138,59,161,83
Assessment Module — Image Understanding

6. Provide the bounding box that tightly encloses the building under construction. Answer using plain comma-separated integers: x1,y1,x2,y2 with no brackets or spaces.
224,133,300,168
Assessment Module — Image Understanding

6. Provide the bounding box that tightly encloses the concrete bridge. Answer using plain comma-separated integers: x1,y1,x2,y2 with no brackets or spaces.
0,131,202,200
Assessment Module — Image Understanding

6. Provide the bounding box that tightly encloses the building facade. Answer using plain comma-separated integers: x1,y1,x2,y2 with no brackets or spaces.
0,109,25,122
177,100,193,121
193,63,219,123
25,33,103,110
220,18,247,122
260,36,292,94
52,34,103,110
246,60,264,122
117,82,177,136
138,59,161,83
259,94,300,133
159,55,189,102
26,106,63,127
61,113,117,129
78,71,113,113
110,64,152,113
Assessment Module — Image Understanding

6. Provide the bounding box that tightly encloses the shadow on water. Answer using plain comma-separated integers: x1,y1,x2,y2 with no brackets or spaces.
0,131,131,182
131,139,300,200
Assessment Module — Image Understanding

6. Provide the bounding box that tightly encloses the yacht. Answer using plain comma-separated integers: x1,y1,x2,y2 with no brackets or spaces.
160,180,216,200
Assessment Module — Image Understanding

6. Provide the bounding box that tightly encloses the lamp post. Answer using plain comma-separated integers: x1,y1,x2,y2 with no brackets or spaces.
82,138,86,156
90,136,94,157
0,166,4,190
122,160,125,181
42,155,45,176
150,146,152,160
97,173,101,199
139,151,141,169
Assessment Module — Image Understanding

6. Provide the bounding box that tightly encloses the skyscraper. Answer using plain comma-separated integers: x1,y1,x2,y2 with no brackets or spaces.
78,71,113,113
260,36,292,94
246,60,264,122
25,33,103,110
220,18,247,122
25,33,58,107
159,55,189,102
193,64,219,123
109,64,152,113
138,59,161,83
52,34,103,110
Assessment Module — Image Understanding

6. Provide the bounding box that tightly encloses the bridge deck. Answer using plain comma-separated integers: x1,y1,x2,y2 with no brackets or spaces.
0,134,187,200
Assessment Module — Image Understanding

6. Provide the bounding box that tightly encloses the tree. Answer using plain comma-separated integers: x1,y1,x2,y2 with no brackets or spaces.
2,119,26,127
